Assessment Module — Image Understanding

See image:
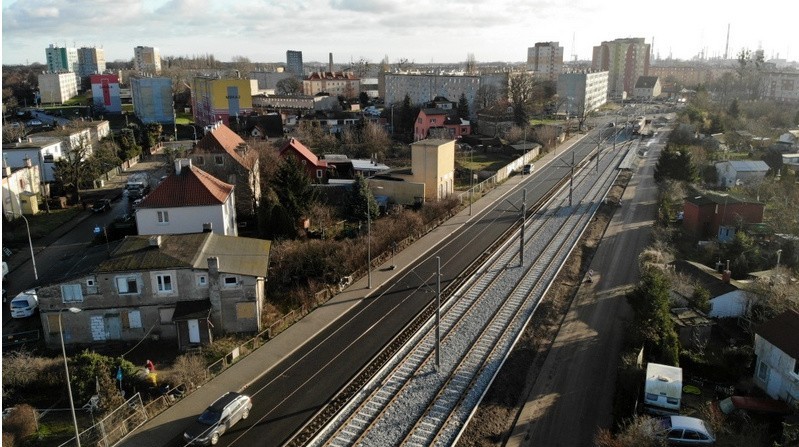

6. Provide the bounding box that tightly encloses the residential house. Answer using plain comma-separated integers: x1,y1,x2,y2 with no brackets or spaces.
136,159,237,236
633,76,662,100
191,123,260,218
37,232,271,351
192,76,253,127
2,138,64,183
670,307,712,350
413,108,471,141
29,126,94,157
715,160,770,188
2,160,42,217
279,138,328,183
321,154,390,180
673,260,750,318
90,74,122,113
753,310,799,403
761,71,799,103
682,192,765,241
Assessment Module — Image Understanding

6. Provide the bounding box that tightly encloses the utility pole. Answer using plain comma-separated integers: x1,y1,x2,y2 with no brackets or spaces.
435,256,441,371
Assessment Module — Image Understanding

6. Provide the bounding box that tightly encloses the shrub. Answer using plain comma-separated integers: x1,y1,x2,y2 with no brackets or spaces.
170,354,207,391
2,404,38,443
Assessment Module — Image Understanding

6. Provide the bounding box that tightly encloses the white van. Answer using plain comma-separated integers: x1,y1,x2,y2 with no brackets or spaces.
10,290,38,318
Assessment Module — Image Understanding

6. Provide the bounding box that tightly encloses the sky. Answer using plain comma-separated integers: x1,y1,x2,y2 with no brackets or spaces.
2,0,796,67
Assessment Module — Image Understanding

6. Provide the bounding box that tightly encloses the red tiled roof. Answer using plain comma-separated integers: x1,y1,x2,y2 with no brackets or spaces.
279,138,328,168
137,165,233,208
194,124,249,168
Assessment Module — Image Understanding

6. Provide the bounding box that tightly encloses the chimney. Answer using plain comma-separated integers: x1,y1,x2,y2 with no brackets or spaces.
23,157,32,168
202,222,213,233
329,53,333,73
148,235,162,248
174,158,192,174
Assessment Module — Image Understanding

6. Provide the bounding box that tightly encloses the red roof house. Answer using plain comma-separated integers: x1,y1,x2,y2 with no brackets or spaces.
279,138,328,183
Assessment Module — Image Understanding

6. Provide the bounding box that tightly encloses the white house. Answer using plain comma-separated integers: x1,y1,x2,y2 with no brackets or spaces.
753,310,799,403
135,159,237,236
2,161,42,217
674,260,751,318
715,160,770,188
30,127,94,157
1,138,65,183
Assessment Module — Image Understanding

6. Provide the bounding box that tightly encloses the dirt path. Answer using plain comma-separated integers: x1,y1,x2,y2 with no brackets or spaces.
458,171,632,446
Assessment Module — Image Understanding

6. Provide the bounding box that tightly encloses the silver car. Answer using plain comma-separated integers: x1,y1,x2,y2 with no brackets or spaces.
663,415,715,445
183,392,252,445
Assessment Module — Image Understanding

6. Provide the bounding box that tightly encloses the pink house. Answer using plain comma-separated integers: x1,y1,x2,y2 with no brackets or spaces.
414,108,471,141
279,138,328,183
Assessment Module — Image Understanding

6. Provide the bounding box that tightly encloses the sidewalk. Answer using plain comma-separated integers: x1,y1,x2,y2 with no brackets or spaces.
119,138,586,447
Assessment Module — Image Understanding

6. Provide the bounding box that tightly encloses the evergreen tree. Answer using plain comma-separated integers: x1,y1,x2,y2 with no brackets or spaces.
271,155,316,236
399,94,415,135
626,267,680,365
727,99,740,119
654,146,697,183
350,174,378,222
457,93,470,120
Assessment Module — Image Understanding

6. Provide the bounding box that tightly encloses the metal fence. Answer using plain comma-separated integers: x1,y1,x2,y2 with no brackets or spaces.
55,393,146,447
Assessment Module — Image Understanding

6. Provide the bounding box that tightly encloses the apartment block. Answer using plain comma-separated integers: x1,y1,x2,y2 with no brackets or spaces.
45,44,78,73
90,74,122,113
384,73,480,117
302,71,360,98
762,71,799,102
134,46,162,74
77,47,106,78
192,77,253,127
592,38,650,100
527,42,564,83
131,76,174,124
287,50,303,77
557,70,609,116
37,72,79,104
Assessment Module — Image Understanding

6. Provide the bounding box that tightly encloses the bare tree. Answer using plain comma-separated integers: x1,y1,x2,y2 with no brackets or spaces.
276,77,303,95
465,53,477,75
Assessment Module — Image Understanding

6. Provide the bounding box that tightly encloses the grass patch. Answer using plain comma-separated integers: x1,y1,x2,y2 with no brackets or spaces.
4,208,83,247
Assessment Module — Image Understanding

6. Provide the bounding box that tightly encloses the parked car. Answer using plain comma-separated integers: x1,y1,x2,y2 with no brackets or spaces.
717,395,790,416
91,199,112,213
661,415,715,445
183,392,252,445
10,290,38,318
523,164,534,175
26,119,42,126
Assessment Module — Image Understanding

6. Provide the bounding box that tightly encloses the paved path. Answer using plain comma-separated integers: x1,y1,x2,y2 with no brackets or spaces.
507,133,665,447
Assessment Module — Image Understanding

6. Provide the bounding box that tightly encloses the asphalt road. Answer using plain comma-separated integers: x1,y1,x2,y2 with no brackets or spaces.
181,127,629,447
508,128,667,447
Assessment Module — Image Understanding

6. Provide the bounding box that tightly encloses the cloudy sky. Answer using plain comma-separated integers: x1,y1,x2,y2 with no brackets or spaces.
2,0,795,66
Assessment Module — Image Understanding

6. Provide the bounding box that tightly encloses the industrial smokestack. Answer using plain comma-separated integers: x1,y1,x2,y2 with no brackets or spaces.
329,53,333,73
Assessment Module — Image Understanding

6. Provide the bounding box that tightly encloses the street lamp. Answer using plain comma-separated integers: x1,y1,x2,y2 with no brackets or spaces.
5,212,38,280
367,185,383,289
59,307,83,447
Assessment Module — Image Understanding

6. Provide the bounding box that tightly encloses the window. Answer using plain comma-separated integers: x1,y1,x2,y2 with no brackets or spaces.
159,307,175,324
666,397,679,405
127,310,142,329
644,393,658,402
157,211,169,223
196,274,208,288
61,284,83,302
116,276,138,294
316,169,323,179
224,276,238,287
758,361,770,382
156,274,173,293
215,155,224,165
86,278,95,287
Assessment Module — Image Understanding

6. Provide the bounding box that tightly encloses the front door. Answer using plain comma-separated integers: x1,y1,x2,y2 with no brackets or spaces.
188,319,200,344
105,315,121,340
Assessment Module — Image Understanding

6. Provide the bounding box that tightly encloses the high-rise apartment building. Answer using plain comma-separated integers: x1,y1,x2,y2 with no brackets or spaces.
77,47,106,78
37,72,79,104
527,42,564,83
592,38,650,100
557,71,609,116
130,76,174,124
45,44,78,73
287,50,304,77
134,46,162,74
191,77,253,127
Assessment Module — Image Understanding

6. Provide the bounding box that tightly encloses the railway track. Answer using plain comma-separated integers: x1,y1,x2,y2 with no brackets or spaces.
291,136,633,446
